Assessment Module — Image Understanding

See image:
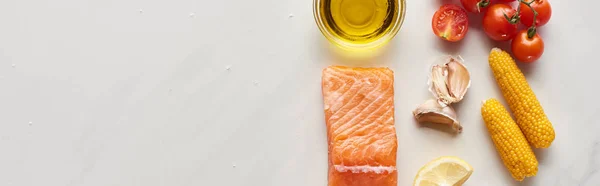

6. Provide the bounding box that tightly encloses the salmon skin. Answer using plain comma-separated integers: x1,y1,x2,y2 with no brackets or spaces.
321,66,397,186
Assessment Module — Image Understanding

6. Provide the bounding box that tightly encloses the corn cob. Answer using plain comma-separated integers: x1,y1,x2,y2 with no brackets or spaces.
488,48,555,148
481,99,538,181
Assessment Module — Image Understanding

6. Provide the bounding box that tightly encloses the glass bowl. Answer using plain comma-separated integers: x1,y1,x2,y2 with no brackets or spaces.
313,0,406,52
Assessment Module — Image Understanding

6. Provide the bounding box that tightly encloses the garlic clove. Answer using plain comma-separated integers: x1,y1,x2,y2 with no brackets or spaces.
429,65,452,106
413,99,462,133
428,55,471,105
446,57,471,103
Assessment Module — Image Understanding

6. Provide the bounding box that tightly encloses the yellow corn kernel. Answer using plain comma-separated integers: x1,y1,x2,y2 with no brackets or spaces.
488,48,555,148
482,99,538,181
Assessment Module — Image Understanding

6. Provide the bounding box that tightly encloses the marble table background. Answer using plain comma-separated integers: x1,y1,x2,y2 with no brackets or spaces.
0,0,598,185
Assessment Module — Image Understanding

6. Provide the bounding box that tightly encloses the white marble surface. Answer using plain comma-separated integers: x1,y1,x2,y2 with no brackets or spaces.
0,0,599,185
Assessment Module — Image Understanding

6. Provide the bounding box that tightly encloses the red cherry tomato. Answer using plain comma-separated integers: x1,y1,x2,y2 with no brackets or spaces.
519,0,552,27
483,4,518,41
460,0,491,13
498,0,515,2
511,30,544,63
431,4,469,42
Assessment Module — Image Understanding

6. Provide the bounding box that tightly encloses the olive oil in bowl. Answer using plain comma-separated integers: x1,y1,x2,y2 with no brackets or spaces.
314,0,405,51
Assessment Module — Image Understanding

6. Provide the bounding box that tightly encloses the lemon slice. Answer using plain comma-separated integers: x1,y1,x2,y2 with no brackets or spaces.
413,156,473,186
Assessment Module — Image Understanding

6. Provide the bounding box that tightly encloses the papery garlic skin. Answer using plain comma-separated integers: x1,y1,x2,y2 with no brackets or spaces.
413,99,463,133
428,55,471,105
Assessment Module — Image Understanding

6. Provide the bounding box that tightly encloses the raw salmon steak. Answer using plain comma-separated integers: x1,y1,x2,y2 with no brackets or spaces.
321,66,397,186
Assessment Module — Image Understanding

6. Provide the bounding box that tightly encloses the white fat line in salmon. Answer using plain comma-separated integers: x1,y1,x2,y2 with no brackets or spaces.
333,165,396,174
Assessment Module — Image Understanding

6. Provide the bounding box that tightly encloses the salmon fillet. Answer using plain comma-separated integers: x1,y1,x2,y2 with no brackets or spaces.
321,66,397,186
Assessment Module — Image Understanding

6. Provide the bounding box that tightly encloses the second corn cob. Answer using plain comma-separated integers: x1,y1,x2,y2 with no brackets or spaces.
488,48,555,148
481,99,538,181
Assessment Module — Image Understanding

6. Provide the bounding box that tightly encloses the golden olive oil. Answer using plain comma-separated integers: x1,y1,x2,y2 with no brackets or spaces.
319,0,400,45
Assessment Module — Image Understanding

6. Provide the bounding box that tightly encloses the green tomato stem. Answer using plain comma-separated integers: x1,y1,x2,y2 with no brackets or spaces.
527,27,537,39
478,0,490,10
518,0,539,39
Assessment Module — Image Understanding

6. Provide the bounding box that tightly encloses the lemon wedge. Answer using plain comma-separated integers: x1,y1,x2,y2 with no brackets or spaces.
413,156,473,186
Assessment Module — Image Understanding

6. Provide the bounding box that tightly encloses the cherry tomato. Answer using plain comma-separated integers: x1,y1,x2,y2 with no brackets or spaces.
520,0,552,27
511,30,544,63
432,4,469,42
483,4,518,41
498,0,515,2
460,0,490,13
